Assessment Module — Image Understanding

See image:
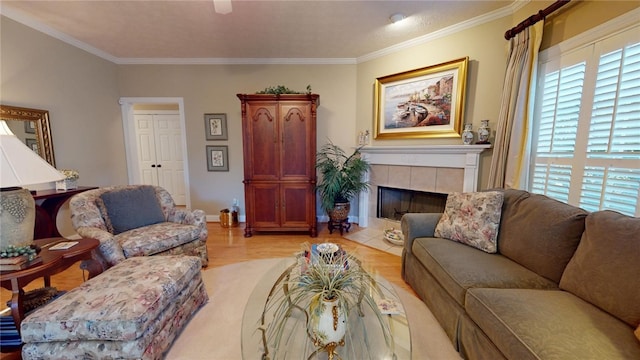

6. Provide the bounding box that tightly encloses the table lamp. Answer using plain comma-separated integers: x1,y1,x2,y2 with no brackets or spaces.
0,120,64,250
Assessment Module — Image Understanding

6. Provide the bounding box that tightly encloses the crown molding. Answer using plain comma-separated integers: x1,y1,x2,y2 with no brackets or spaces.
357,1,527,63
1,1,527,66
115,57,357,65
0,6,119,63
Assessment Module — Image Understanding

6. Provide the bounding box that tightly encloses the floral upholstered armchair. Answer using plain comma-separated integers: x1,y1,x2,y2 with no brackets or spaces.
69,185,208,270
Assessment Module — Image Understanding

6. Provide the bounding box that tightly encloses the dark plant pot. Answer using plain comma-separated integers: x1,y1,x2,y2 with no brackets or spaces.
328,202,350,223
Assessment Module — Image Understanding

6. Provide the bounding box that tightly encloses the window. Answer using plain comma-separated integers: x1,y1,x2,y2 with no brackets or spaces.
530,22,640,217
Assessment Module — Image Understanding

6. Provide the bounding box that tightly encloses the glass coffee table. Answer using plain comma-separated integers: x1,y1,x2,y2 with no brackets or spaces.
241,255,411,359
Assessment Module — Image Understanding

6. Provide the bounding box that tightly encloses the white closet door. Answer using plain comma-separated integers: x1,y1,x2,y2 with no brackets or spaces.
134,113,186,205
135,115,159,186
153,114,186,205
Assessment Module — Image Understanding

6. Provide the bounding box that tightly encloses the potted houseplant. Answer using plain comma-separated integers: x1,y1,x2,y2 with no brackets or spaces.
316,141,370,227
256,84,312,95
264,243,392,359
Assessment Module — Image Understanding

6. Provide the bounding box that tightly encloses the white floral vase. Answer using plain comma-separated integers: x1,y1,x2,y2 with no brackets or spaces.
309,296,346,358
477,119,491,144
462,123,474,145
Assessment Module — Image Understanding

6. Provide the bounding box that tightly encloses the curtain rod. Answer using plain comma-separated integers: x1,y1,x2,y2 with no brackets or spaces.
504,0,571,40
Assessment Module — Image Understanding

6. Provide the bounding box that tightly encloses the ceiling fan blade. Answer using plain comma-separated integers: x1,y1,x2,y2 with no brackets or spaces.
213,0,232,15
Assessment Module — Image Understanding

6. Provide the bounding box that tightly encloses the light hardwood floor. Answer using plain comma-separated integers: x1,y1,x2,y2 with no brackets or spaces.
1,222,413,358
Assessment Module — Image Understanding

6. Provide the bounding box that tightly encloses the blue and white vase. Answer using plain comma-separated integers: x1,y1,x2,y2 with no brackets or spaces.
462,124,474,145
477,120,490,144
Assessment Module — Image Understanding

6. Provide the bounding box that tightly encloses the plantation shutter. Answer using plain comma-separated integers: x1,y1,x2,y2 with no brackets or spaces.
530,22,640,217
580,41,640,215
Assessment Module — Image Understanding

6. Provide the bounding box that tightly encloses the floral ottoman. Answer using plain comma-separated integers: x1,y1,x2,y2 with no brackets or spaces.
20,255,208,360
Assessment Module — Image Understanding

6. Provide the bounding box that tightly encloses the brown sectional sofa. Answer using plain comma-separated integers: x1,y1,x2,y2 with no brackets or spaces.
401,189,640,360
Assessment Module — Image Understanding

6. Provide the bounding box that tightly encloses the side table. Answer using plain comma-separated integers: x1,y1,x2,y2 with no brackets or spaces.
0,237,102,333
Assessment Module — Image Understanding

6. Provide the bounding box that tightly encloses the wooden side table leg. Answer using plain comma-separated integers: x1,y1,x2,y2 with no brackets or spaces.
9,280,25,332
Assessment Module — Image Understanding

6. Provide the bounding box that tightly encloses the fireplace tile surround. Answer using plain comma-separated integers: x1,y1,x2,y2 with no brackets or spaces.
357,144,491,228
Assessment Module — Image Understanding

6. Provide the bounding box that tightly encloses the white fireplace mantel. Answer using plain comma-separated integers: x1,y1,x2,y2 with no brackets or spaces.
357,144,491,227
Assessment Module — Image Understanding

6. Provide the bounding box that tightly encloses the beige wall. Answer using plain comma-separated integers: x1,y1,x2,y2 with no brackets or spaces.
116,64,357,213
1,17,126,187
356,16,512,191
516,1,640,51
357,1,639,192
1,16,126,235
2,2,637,227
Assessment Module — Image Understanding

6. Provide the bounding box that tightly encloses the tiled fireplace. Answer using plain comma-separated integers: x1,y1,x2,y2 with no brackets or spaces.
357,144,490,227
377,186,449,220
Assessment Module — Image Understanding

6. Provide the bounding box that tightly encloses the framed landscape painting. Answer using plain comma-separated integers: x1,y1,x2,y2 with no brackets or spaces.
374,57,468,139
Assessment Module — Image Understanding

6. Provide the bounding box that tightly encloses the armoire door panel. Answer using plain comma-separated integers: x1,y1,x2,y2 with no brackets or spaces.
248,183,280,228
245,104,279,180
281,183,312,227
281,104,312,180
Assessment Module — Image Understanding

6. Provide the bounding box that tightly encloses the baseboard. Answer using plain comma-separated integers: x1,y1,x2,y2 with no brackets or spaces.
205,214,360,225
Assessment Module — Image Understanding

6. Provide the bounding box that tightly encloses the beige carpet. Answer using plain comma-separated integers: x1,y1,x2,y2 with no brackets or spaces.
165,258,460,360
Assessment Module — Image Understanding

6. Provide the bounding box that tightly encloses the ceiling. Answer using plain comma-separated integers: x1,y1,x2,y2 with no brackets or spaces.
0,0,521,64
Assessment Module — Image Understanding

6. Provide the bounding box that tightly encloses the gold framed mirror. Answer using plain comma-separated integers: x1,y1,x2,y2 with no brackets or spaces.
0,105,56,167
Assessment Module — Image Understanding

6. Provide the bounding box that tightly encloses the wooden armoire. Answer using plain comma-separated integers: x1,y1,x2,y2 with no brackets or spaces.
237,94,319,237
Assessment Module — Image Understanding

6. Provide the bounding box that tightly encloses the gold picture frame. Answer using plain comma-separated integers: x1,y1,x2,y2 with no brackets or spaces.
206,145,229,171
0,105,56,166
374,57,468,139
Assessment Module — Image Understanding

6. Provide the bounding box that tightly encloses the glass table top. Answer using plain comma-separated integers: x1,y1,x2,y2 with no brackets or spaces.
241,254,411,360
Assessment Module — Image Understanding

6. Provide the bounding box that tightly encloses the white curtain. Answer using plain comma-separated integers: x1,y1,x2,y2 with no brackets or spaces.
487,21,544,189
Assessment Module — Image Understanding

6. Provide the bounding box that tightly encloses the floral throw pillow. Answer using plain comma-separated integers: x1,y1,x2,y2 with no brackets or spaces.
434,191,504,253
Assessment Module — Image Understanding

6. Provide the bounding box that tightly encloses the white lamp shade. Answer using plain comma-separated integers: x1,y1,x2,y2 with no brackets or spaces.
0,120,64,187
213,0,232,14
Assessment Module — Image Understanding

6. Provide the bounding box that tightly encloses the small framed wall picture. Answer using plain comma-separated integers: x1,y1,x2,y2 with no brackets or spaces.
206,145,229,171
24,121,36,134
204,113,228,140
25,138,38,152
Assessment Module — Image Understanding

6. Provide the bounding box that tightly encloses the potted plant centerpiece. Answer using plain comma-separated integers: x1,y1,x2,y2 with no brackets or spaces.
264,243,392,359
316,141,370,231
300,244,355,356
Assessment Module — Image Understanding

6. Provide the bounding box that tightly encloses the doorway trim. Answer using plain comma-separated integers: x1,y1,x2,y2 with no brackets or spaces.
119,97,192,209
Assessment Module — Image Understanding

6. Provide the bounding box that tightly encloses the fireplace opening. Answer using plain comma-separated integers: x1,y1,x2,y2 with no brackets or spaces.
377,186,448,221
